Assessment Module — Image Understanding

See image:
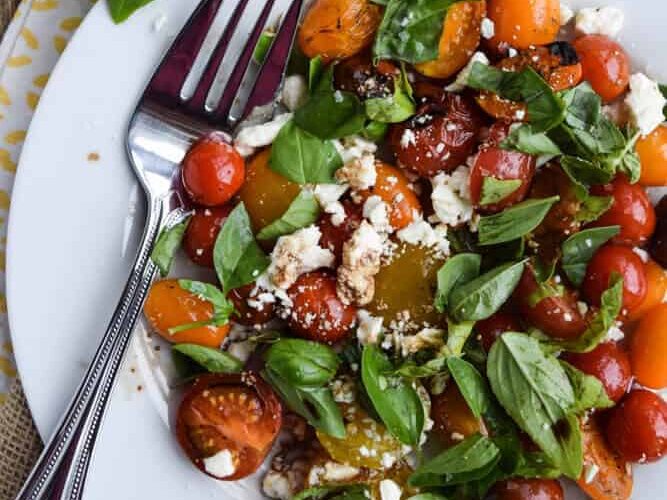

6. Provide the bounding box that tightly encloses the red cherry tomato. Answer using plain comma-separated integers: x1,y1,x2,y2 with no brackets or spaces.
317,200,363,263
228,284,275,327
494,478,564,500
470,123,536,213
287,271,357,344
176,373,282,480
183,206,232,267
590,176,656,246
431,383,481,447
605,389,667,463
182,134,245,207
514,265,587,340
582,245,647,315
573,35,630,102
630,304,667,389
563,342,632,402
475,311,522,352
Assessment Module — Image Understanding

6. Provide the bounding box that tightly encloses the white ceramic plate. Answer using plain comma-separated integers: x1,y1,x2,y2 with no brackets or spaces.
6,0,667,498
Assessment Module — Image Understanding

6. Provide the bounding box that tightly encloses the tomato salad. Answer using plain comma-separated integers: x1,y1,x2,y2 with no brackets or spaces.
144,1,667,499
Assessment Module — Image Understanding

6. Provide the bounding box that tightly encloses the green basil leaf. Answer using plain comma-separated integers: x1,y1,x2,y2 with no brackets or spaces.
213,203,270,293
172,344,243,374
364,71,416,123
294,485,370,500
560,155,615,186
408,434,501,487
562,83,602,130
107,0,155,23
561,226,620,287
270,120,343,184
618,149,641,184
575,194,613,224
502,124,562,156
253,30,276,64
169,280,235,333
308,56,323,91
446,319,476,356
150,217,190,277
265,338,339,387
477,197,559,246
512,452,562,479
560,361,614,413
447,357,489,419
362,120,389,141
257,190,320,240
449,260,527,322
361,345,424,446
487,333,583,479
479,177,523,206
393,355,449,379
434,253,481,313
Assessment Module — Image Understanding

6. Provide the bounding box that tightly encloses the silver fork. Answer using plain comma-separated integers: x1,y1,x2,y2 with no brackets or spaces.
16,0,303,498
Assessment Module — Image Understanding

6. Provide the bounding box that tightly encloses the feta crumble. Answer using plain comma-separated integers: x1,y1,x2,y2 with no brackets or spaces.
445,51,490,93
379,479,402,500
363,195,393,233
336,154,377,191
202,449,236,478
262,471,292,499
396,217,451,256
281,75,308,112
333,135,378,163
401,328,445,356
625,73,667,136
575,6,625,37
357,309,384,345
314,183,349,226
606,323,625,342
633,247,650,263
431,166,474,226
400,128,417,149
337,221,385,306
322,462,360,482
234,113,293,157
560,3,574,25
480,17,495,39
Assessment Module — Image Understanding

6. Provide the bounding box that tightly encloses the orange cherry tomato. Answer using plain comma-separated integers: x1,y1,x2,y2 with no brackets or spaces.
431,383,482,447
636,125,667,186
144,279,230,348
475,311,522,352
228,283,275,327
487,0,560,49
628,259,667,322
494,478,564,500
414,1,485,79
176,373,282,480
182,134,245,207
183,206,231,268
358,163,422,230
630,304,667,389
298,0,382,62
573,35,630,102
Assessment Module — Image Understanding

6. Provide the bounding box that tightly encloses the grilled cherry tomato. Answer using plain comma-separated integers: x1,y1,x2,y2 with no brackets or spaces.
334,52,398,100
475,311,522,352
630,304,667,389
494,478,564,500
637,125,667,186
628,259,667,322
590,175,656,246
183,206,231,267
176,373,282,480
650,196,667,267
578,416,633,500
470,122,536,213
514,265,587,340
298,0,382,62
487,0,560,49
605,389,667,463
414,1,485,79
573,35,630,102
317,200,363,263
582,245,647,315
357,163,422,230
228,284,275,327
287,271,357,344
144,279,230,348
182,134,245,207
431,383,482,447
388,93,482,177
563,342,632,402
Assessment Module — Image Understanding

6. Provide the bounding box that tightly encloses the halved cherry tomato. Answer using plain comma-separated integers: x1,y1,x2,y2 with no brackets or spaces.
183,206,231,267
287,271,357,344
298,0,382,62
494,478,564,500
388,94,482,177
414,1,485,79
144,279,230,348
470,122,536,213
650,196,667,267
605,389,667,463
176,373,282,480
475,311,522,352
573,35,630,102
431,383,482,447
563,342,632,402
228,283,275,327
317,200,363,263
628,259,667,322
357,163,422,230
487,0,560,49
582,245,647,315
630,304,667,389
637,125,667,186
334,51,397,100
590,175,656,246
182,134,245,207
578,416,633,500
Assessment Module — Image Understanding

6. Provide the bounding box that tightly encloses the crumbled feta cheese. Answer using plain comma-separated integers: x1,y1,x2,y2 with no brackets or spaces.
314,183,349,226
333,135,378,163
337,221,385,306
226,340,255,363
336,154,377,190
625,74,667,136
508,47,519,57
262,471,292,499
322,462,360,482
357,310,384,345
451,432,465,441
480,17,495,39
202,449,236,478
633,247,650,263
381,452,397,469
606,324,625,342
396,218,451,256
401,328,445,356
281,75,308,112
560,3,574,25
575,7,624,37
234,113,293,157
400,128,417,149
379,479,402,500
584,463,600,484
363,195,393,233
331,377,357,403
431,166,474,226
445,51,490,92
577,301,589,316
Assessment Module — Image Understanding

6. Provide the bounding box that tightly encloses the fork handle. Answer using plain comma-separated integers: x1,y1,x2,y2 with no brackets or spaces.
15,197,176,500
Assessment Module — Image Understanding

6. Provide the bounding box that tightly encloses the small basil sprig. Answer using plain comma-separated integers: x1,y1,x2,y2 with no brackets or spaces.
150,216,191,277
213,203,270,293
107,0,155,23
257,190,320,240
169,280,235,334
561,226,620,286
575,193,613,224
477,197,559,246
434,253,481,313
361,345,424,446
561,361,614,413
365,66,416,123
479,177,523,206
172,343,243,374
446,319,475,356
502,124,561,156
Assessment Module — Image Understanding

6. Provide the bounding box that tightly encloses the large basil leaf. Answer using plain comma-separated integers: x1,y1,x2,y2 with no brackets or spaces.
172,344,243,374
479,177,523,206
447,357,490,419
170,280,235,333
446,319,476,356
561,361,614,413
487,333,583,479
561,226,620,286
562,83,602,130
560,155,615,186
502,124,562,156
151,216,190,277
107,0,155,23
265,339,340,387
213,203,270,293
270,120,343,184
477,197,559,246
361,345,424,446
448,260,527,322
434,253,481,312
257,189,320,240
